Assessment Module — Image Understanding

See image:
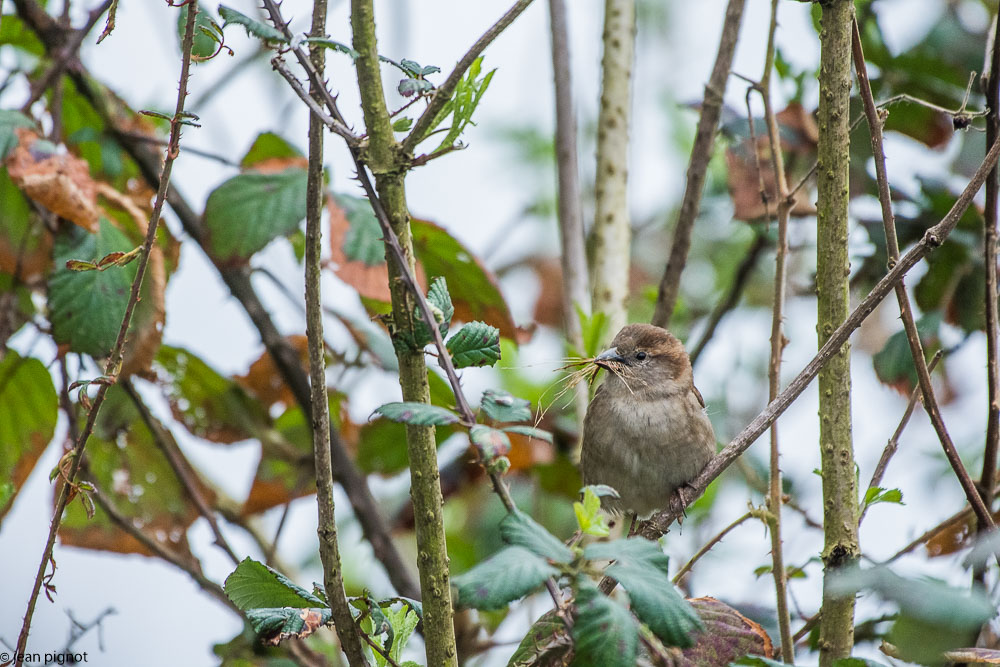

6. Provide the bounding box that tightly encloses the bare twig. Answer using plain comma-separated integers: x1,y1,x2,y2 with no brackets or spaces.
548,0,589,454
400,0,535,155
852,20,998,546
651,0,746,328
978,9,1000,583
15,4,200,658
639,134,1000,540
859,351,943,523
304,0,369,662
672,510,756,584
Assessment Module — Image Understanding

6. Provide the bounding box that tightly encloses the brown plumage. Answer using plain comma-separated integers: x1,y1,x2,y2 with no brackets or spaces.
580,324,716,517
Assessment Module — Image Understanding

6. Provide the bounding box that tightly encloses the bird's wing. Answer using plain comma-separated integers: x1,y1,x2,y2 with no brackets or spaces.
692,384,706,408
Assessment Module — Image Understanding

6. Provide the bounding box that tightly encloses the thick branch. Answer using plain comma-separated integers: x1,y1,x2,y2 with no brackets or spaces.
651,0,746,328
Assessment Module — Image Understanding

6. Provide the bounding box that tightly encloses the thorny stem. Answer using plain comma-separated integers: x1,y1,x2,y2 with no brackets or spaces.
852,20,999,557
15,4,199,658
757,0,793,657
305,0,369,664
672,510,756,584
651,0,746,329
978,8,1000,585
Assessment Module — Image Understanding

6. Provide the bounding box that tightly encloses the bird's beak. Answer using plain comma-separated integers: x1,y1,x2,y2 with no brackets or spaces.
594,346,627,370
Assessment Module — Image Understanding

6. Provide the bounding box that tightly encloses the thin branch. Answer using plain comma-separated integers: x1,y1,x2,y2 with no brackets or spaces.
651,0,746,328
978,7,1000,582
689,231,767,365
305,0,369,662
548,0,589,456
113,130,238,166
639,134,1000,540
757,0,793,656
15,4,200,658
859,351,943,523
120,379,240,565
672,510,756,584
852,19,998,545
400,0,535,155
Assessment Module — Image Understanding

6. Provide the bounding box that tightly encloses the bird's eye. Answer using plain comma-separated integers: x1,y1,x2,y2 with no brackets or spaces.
635,351,647,361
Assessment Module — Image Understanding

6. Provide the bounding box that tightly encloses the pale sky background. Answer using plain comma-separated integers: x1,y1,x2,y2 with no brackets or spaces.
1,0,990,664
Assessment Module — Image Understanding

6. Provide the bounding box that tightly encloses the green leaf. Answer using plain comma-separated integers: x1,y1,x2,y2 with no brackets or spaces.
300,37,359,59
572,584,638,667
0,110,34,160
573,486,610,537
862,486,904,509
399,78,434,97
584,538,702,647
730,657,790,667
204,168,308,261
452,545,557,610
480,388,531,423
0,351,58,519
499,509,573,563
239,132,302,169
832,660,892,667
218,5,287,43
412,276,454,346
446,321,500,368
392,117,413,132
224,557,324,610
334,194,384,266
48,219,155,358
0,14,45,56
502,425,553,443
245,607,331,644
872,313,941,392
154,345,272,443
576,305,609,358
507,610,572,666
422,56,495,151
373,401,459,426
469,424,511,461
384,604,419,664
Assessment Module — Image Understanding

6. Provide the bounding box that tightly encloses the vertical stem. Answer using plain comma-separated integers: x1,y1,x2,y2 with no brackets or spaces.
979,9,1000,583
591,0,635,336
652,0,746,329
758,0,793,658
816,2,858,664
350,2,458,664
547,0,589,452
306,1,369,664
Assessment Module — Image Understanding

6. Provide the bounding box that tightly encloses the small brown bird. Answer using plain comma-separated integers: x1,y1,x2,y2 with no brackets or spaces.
581,323,716,518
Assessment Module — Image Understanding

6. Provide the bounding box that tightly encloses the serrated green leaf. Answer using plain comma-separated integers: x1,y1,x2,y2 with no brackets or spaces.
502,425,553,443
240,132,302,169
399,78,433,97
218,5,287,43
48,219,156,358
204,168,308,261
245,607,331,644
392,117,413,132
573,486,610,537
0,352,57,519
499,509,573,563
224,557,324,610
452,546,557,610
506,610,572,666
469,424,511,461
412,276,454,346
373,402,459,426
583,537,701,647
446,321,500,368
572,584,638,667
480,389,531,423
334,194,384,266
863,486,904,508
384,604,419,664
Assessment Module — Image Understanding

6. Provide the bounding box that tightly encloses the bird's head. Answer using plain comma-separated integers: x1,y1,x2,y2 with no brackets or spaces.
594,324,693,393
